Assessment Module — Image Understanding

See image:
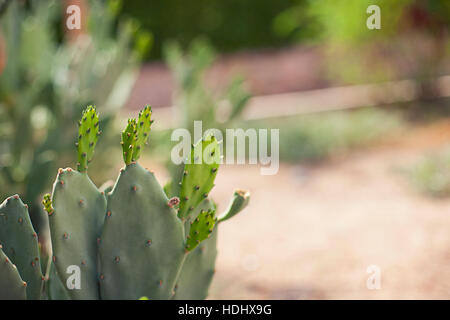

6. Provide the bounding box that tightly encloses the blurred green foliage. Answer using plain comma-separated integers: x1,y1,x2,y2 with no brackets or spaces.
274,0,450,85
164,38,251,135
0,0,148,224
275,0,450,43
119,0,299,59
406,146,450,198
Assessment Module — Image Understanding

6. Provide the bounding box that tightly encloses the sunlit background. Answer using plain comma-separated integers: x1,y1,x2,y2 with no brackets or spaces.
1,0,449,299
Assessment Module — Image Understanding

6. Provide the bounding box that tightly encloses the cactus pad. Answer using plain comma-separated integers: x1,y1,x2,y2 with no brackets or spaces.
121,106,153,165
49,168,107,299
173,200,218,299
133,105,153,160
76,106,100,172
0,246,27,300
218,190,250,223
178,136,220,220
0,195,43,300
185,209,216,252
99,163,185,299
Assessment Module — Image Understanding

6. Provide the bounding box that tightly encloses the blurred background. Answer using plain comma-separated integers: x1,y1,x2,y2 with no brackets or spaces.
0,0,449,299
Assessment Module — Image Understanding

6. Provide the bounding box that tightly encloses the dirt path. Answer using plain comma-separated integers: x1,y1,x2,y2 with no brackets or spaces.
205,138,450,299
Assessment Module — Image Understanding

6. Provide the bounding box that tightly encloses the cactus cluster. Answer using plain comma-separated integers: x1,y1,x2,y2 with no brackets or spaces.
0,105,249,300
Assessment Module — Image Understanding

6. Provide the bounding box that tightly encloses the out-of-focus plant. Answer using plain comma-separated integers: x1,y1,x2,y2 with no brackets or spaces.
406,145,450,197
119,0,296,59
162,39,251,190
164,38,251,135
0,0,151,232
274,0,450,98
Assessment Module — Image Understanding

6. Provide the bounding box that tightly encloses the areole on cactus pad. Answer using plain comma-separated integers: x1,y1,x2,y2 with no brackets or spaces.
0,105,250,300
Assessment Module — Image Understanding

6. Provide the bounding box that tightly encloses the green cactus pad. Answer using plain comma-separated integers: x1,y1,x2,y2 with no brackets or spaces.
76,106,100,172
0,195,43,300
173,200,218,299
218,190,250,223
185,209,216,251
46,262,70,300
49,168,107,299
121,106,153,166
121,119,138,165
132,105,153,160
178,136,220,220
99,163,185,300
0,246,27,300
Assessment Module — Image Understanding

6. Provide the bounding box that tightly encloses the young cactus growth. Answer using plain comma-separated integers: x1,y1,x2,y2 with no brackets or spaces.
121,105,153,165
185,209,217,251
178,136,220,220
121,119,138,165
42,193,53,216
133,105,153,160
218,190,250,223
76,106,100,172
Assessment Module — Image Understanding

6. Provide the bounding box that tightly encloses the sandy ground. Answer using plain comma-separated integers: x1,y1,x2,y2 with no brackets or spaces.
138,120,450,300
209,151,450,299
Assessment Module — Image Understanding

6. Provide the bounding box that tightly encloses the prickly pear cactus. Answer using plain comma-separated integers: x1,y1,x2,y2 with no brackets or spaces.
0,105,250,300
99,163,186,299
47,107,107,300
99,107,186,299
121,106,153,165
0,245,27,300
76,106,101,173
178,136,220,221
0,195,43,300
172,162,250,299
172,199,218,300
